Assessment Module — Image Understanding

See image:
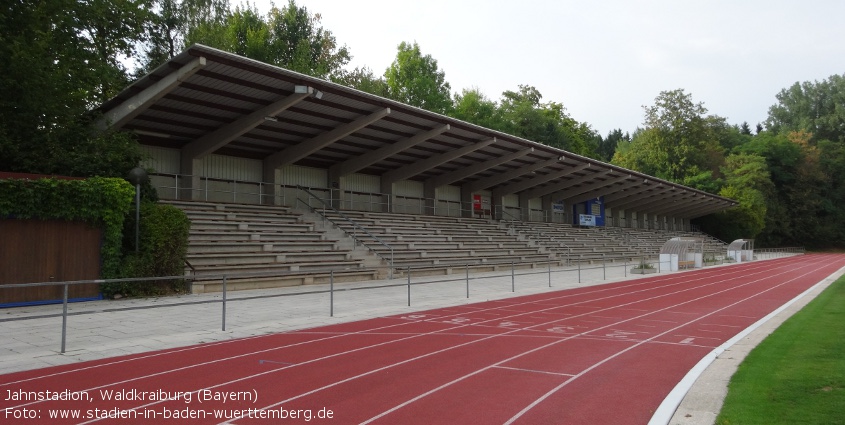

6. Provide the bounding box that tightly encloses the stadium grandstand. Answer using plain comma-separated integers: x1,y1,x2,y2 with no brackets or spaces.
98,44,737,291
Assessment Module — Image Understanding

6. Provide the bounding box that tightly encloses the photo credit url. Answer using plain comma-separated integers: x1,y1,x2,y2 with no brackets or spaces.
3,388,335,422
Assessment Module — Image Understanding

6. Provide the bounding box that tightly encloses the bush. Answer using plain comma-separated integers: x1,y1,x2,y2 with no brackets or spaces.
104,202,191,297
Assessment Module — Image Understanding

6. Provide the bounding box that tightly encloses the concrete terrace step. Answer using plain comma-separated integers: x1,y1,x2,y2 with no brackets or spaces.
187,250,351,265
188,231,327,242
370,247,544,260
180,209,303,223
187,240,339,254
190,259,365,274
189,220,314,233
391,254,552,269
163,200,295,214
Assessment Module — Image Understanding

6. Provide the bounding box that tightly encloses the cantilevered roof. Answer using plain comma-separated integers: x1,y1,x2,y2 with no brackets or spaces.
99,44,736,218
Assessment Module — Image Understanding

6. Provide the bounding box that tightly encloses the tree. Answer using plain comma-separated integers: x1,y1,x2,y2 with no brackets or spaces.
185,0,350,80
612,89,724,183
766,74,845,143
697,153,772,242
598,129,630,162
493,85,599,158
335,66,389,97
450,88,501,129
0,0,147,177
384,41,453,114
137,0,230,74
188,3,269,59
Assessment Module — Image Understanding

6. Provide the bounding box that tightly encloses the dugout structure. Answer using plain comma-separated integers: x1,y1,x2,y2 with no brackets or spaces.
659,237,704,271
727,239,754,263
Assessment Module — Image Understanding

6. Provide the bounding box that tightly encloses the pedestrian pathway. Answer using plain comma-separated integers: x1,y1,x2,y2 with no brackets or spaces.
1,261,646,374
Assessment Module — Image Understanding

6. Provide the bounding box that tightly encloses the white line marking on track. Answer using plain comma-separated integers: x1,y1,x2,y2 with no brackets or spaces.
504,255,833,424
67,265,759,422
673,334,722,340
492,366,576,377
12,255,808,423
360,256,822,425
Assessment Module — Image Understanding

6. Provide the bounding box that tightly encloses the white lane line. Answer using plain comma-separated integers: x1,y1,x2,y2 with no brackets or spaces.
506,256,836,425
491,365,576,377
360,257,823,425
649,258,845,425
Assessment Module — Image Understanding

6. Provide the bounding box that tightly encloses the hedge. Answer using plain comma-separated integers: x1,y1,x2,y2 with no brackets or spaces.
113,202,191,297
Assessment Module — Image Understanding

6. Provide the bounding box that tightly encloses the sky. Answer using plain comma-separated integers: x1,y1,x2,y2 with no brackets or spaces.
252,0,845,136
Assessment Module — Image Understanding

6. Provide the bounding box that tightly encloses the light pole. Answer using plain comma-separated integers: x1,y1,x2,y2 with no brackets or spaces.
126,167,148,253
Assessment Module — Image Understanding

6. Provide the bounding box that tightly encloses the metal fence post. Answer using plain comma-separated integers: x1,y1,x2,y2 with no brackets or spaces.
578,260,581,284
61,283,68,354
548,261,552,287
602,253,606,280
407,267,411,306
511,261,515,292
330,270,334,317
625,257,628,277
222,275,227,331
466,264,469,298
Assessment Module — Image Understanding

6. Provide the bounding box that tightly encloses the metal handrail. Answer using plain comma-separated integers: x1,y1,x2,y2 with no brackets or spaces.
296,186,394,279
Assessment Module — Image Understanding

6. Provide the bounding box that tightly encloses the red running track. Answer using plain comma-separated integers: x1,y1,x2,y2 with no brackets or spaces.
2,254,844,424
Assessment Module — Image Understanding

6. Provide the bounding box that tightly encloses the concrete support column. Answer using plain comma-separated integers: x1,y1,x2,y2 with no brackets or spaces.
331,177,345,210
262,166,281,206
460,185,473,218
518,193,531,222
327,170,343,210
423,182,436,216
541,195,553,223
381,181,394,213
181,156,203,201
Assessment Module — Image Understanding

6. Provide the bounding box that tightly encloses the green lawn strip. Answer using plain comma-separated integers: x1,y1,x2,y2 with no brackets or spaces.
716,275,845,425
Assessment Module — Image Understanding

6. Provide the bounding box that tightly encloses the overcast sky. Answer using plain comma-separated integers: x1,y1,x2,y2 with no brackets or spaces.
253,0,845,136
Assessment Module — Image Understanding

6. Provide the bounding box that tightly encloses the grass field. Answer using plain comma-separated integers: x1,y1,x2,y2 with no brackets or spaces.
716,275,845,424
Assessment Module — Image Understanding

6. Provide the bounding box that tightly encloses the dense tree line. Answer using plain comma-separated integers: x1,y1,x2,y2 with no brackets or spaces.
1,0,843,248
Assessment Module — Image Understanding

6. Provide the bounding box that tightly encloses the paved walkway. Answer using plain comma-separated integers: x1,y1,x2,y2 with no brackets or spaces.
0,254,820,425
2,261,641,374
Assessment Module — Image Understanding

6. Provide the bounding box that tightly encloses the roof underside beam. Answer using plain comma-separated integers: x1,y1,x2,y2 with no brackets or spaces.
664,203,717,219
614,189,691,212
493,163,591,198
523,169,634,201
426,147,533,188
97,57,207,130
382,138,496,184
606,185,672,209
264,107,390,170
464,156,563,193
519,169,603,200
330,124,450,179
656,197,732,217
183,87,312,160
646,194,705,215
564,177,641,205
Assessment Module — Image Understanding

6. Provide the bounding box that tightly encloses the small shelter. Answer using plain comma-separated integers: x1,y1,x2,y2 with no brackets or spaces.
659,237,704,271
727,239,754,263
